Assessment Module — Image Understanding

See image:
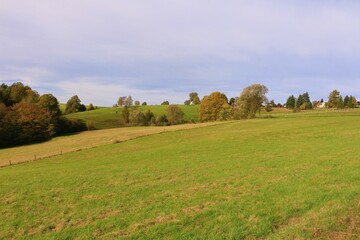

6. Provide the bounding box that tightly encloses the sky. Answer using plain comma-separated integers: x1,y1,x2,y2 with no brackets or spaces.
1,0,360,106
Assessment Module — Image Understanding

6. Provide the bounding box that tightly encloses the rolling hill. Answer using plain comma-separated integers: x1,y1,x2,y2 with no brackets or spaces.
2,111,360,239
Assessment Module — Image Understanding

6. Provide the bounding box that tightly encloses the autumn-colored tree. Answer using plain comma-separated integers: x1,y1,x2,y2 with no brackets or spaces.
0,83,87,147
11,102,55,145
166,105,184,125
199,92,229,122
0,103,19,147
134,100,140,106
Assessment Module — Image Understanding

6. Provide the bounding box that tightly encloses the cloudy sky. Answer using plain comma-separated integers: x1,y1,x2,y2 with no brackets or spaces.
1,0,360,105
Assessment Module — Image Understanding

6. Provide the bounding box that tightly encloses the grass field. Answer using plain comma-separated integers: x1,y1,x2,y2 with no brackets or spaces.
0,122,222,167
2,112,360,239
65,105,199,129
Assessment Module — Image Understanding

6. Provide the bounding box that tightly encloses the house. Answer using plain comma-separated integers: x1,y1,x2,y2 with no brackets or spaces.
316,102,326,108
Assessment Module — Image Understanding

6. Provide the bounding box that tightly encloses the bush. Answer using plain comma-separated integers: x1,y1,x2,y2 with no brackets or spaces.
129,110,146,126
265,103,273,112
156,114,169,126
166,105,184,125
57,117,87,134
87,103,95,111
144,110,154,125
122,106,130,124
219,107,232,121
86,121,95,130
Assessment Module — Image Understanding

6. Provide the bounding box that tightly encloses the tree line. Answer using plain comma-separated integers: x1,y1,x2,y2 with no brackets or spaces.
327,90,357,109
285,92,313,110
3,81,358,148
0,83,89,148
120,105,185,126
285,90,358,110
115,84,270,123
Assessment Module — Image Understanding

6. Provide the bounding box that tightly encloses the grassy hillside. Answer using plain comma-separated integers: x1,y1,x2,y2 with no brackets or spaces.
2,113,360,239
65,105,199,129
0,122,223,167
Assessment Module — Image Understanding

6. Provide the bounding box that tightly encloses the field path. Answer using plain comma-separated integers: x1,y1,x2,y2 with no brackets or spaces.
0,122,224,167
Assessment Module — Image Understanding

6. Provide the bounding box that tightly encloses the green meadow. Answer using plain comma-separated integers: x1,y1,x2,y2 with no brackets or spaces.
2,111,360,239
65,105,199,129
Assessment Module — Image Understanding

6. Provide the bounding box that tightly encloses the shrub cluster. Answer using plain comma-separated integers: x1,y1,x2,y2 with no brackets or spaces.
121,105,185,126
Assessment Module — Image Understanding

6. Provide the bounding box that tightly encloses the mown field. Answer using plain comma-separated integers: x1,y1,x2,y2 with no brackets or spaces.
2,112,360,239
65,105,199,129
0,122,222,167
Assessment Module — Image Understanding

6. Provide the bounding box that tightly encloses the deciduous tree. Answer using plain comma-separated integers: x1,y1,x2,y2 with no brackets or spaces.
189,92,201,105
117,96,126,106
65,95,85,114
234,84,268,119
124,96,133,106
37,94,61,118
199,92,229,121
